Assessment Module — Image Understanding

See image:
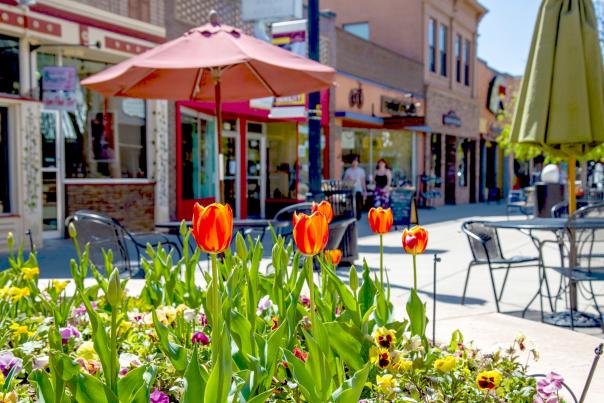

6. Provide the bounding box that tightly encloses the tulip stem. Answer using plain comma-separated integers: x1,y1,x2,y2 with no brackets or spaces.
109,304,118,395
306,256,316,337
412,253,417,291
379,234,384,288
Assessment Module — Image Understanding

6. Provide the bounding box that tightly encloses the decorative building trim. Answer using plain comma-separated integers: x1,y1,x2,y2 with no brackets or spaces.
150,100,170,224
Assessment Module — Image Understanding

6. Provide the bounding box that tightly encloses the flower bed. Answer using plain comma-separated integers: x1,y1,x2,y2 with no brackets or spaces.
0,203,559,402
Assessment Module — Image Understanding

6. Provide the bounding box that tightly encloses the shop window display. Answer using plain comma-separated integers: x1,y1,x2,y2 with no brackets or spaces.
0,35,19,96
267,123,297,200
180,108,216,200
457,139,470,187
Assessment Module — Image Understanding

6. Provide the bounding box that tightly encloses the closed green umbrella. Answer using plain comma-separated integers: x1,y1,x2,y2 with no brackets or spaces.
510,0,604,214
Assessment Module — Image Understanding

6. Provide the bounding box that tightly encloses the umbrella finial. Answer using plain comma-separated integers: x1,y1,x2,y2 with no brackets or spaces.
209,10,220,26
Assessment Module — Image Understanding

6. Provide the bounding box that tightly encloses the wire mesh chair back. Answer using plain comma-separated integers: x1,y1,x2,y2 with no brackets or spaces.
67,210,132,275
462,221,504,263
321,180,356,219
569,203,604,271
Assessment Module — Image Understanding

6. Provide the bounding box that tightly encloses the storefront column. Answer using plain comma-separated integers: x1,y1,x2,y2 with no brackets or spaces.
18,37,31,97
412,131,418,188
149,100,170,224
19,101,43,247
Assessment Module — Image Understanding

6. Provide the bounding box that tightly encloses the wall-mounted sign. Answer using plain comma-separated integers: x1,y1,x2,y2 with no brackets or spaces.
487,75,507,115
42,66,78,111
341,131,356,149
349,83,363,109
241,0,303,21
380,95,417,116
442,110,462,127
122,98,145,118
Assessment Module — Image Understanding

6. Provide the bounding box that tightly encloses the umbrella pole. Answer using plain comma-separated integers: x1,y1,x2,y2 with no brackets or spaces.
569,156,576,215
214,74,224,205
568,156,578,313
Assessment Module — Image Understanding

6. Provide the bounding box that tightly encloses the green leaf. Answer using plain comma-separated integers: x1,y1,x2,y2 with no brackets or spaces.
448,329,464,353
152,310,188,373
183,348,208,403
375,284,391,325
75,372,112,403
349,266,359,292
331,363,370,403
323,322,366,371
235,232,248,261
406,288,427,338
204,324,232,403
283,350,320,402
117,365,157,403
358,260,376,316
230,311,253,357
246,389,274,403
29,370,54,403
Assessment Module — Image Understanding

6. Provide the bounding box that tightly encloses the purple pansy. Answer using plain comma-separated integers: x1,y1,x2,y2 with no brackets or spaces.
59,325,81,345
150,389,169,403
0,351,23,377
191,331,210,346
535,372,564,403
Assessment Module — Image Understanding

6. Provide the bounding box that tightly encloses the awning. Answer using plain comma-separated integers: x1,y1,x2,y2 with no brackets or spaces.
335,111,427,130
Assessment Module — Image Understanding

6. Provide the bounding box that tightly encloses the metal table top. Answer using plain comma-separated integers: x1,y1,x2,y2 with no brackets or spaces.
485,218,604,231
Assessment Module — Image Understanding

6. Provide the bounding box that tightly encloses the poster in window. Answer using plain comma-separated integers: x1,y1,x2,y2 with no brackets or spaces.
90,112,116,176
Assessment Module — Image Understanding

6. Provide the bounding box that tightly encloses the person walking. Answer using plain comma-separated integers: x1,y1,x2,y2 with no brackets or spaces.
374,158,392,208
344,155,367,220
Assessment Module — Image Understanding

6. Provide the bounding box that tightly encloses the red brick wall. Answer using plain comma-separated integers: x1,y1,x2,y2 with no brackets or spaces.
66,183,155,232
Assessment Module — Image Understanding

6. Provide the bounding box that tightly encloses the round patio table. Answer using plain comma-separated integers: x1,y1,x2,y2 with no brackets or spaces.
485,218,604,328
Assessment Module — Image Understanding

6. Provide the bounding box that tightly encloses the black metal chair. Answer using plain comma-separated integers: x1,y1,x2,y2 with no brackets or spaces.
66,210,181,278
550,203,604,329
461,221,541,312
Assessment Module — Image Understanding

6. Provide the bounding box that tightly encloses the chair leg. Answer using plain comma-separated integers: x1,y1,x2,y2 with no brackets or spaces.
488,265,501,313
461,261,475,305
497,264,511,301
542,267,554,312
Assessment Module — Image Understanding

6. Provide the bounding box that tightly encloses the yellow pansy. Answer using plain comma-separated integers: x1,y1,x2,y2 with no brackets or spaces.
376,374,398,394
392,356,413,372
369,346,392,369
52,280,69,293
76,341,99,361
476,370,502,390
8,287,30,302
118,321,132,335
162,306,177,324
373,327,396,349
9,323,32,337
0,391,17,403
21,267,40,280
434,355,457,372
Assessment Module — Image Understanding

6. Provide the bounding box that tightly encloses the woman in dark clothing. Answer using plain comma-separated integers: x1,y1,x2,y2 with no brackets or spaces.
374,159,392,208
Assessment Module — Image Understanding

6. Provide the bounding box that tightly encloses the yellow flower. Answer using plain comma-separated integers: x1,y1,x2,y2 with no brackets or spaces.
0,391,17,403
369,346,392,369
21,267,39,280
434,355,457,372
376,374,398,394
373,327,396,349
163,306,177,324
392,357,413,372
476,370,502,390
176,304,189,314
0,371,4,385
9,323,31,337
118,321,132,335
52,280,69,293
8,287,30,302
76,341,99,361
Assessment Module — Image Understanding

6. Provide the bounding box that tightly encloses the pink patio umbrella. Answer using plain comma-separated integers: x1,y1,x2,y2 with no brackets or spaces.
81,13,335,200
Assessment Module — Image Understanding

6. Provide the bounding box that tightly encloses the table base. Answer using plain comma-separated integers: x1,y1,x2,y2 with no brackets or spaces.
543,311,602,328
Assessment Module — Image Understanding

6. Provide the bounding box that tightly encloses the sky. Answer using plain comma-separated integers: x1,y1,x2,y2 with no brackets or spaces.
477,0,542,76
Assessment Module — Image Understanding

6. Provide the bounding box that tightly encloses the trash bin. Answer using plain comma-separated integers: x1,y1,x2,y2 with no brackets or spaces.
534,182,566,217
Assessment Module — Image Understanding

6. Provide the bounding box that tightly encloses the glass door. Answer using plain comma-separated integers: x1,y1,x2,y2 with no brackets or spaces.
246,122,266,218
41,110,63,238
221,119,239,216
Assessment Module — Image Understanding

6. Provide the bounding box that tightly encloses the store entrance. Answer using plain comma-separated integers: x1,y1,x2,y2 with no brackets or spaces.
444,135,457,204
40,110,64,238
0,107,9,216
245,122,266,218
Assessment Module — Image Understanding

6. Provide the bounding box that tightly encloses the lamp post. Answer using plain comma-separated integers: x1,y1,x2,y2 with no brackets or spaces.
307,0,322,200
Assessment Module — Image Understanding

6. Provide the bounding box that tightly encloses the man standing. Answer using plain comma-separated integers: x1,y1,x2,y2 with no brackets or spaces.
344,155,367,220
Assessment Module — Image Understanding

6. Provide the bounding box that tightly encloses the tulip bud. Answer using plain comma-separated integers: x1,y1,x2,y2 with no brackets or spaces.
349,266,358,291
106,268,122,307
68,222,78,239
6,231,14,253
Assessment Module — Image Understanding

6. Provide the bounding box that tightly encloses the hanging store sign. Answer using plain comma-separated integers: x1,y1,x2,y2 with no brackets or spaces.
487,75,507,115
442,110,462,127
380,95,417,116
241,0,303,21
349,83,363,109
42,66,78,111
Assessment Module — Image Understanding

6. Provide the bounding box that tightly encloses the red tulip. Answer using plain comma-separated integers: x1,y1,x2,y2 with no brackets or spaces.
325,249,342,266
312,200,334,224
191,202,233,254
368,207,393,234
402,226,428,255
293,212,329,256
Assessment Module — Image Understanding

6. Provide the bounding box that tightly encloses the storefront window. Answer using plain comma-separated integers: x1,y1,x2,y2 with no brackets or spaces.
0,107,10,213
439,24,448,77
341,129,413,186
267,122,297,199
0,35,19,96
37,56,148,179
297,125,326,199
431,133,442,179
180,108,216,200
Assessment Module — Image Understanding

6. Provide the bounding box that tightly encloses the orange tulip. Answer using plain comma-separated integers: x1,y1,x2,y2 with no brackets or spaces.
368,207,393,234
191,202,233,254
325,249,342,266
293,212,329,256
312,200,334,224
402,226,428,255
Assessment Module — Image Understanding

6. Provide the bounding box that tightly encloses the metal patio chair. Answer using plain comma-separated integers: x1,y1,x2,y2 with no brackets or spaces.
461,220,542,313
66,210,181,278
549,203,604,329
